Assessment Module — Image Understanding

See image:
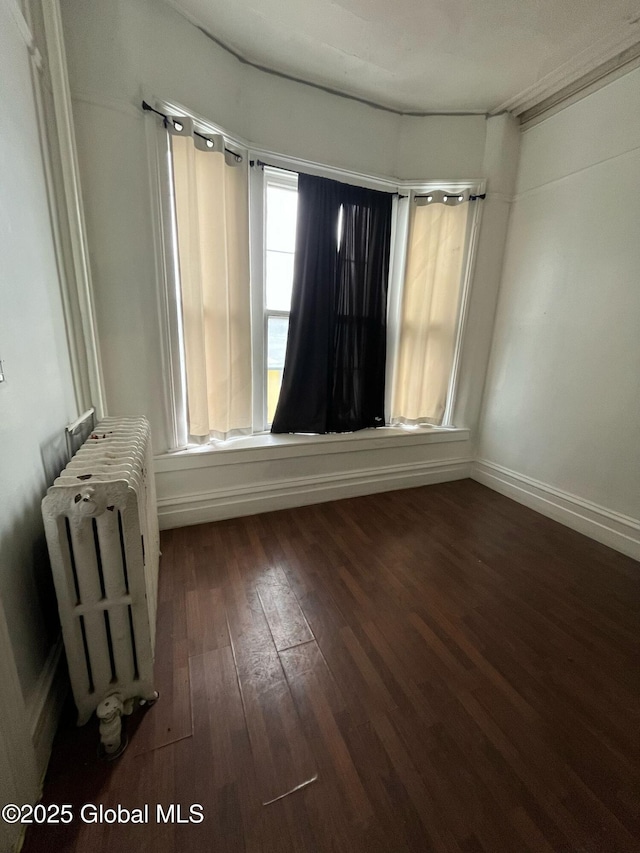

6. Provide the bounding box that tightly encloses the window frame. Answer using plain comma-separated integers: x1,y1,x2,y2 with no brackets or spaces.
250,166,299,433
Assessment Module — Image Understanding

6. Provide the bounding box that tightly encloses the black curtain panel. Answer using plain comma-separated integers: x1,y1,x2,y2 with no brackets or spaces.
271,174,342,434
271,174,392,434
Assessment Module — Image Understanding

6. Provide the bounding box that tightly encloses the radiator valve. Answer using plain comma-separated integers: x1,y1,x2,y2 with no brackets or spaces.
96,694,133,759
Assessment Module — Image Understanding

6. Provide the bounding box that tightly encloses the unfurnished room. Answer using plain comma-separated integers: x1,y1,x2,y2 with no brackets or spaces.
1,0,639,850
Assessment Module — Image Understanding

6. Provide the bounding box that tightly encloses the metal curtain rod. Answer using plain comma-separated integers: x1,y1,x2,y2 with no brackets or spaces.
414,191,486,201
250,159,406,196
141,101,243,162
250,158,297,174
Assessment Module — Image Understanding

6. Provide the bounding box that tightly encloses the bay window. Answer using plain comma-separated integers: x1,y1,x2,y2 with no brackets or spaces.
151,104,483,448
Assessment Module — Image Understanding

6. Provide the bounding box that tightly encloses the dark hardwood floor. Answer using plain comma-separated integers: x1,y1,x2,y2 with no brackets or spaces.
23,480,640,852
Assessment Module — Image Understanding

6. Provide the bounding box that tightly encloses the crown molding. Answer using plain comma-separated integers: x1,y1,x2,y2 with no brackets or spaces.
493,17,640,117
166,0,640,124
518,43,640,129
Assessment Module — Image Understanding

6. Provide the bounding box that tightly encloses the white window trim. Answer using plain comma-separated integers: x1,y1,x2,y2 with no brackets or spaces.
250,166,299,432
155,424,471,467
385,192,411,421
248,163,266,433
145,94,485,453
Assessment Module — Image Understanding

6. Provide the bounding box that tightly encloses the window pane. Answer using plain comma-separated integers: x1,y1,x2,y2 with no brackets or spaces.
267,316,289,424
266,186,297,253
266,250,294,310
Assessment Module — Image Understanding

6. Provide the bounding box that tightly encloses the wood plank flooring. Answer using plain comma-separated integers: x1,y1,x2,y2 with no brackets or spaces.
23,480,640,852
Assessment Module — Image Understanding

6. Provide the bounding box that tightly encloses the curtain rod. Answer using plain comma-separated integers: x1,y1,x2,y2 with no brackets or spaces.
251,160,484,201
415,191,486,201
250,159,407,196
250,158,297,174
142,101,243,162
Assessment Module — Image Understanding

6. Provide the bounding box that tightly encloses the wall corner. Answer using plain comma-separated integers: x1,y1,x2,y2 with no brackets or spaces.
450,112,521,435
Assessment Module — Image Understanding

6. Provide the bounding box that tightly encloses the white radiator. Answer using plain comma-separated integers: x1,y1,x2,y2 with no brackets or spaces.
42,416,160,756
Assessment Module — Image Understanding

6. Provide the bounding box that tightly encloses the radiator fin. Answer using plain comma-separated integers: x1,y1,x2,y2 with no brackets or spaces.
92,519,107,599
117,510,130,594
64,516,81,605
79,615,94,695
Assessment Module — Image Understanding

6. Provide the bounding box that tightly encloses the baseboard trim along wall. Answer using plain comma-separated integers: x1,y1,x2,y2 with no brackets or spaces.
157,457,472,529
472,459,640,561
28,638,67,781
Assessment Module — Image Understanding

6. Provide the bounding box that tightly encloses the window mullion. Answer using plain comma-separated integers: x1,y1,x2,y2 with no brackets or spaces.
385,193,411,424
249,163,266,433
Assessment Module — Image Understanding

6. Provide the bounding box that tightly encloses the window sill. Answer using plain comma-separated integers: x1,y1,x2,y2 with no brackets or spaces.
154,425,470,472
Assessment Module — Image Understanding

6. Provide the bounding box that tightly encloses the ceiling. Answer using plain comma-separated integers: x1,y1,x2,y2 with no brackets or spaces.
169,0,640,116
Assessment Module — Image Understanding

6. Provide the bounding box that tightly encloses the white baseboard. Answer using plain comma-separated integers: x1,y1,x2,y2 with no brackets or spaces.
28,638,67,782
472,459,640,561
158,457,471,529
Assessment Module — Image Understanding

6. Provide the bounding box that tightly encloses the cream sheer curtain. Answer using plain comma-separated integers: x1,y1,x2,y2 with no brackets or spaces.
171,135,252,441
391,200,469,426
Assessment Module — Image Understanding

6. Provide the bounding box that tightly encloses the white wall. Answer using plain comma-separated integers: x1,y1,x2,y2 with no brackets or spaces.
59,0,518,528
61,0,488,183
476,67,640,559
0,0,79,826
453,113,521,432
